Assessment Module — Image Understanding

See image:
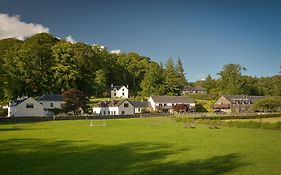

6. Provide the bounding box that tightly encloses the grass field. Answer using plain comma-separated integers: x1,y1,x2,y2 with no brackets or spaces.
0,117,281,175
225,117,281,123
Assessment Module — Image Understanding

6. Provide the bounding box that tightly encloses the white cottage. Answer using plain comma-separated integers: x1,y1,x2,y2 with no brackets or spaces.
38,94,64,110
7,97,44,117
111,85,129,98
37,94,64,116
148,96,195,112
93,99,135,115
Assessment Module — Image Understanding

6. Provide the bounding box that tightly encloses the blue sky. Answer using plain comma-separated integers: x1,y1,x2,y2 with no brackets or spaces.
0,0,280,81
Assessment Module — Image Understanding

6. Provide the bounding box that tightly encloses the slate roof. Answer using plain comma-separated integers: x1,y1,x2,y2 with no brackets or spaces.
38,94,64,101
9,97,29,107
150,96,194,104
223,95,265,104
130,101,151,108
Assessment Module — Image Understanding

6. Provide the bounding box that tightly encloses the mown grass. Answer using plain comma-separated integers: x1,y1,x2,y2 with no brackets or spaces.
0,117,281,175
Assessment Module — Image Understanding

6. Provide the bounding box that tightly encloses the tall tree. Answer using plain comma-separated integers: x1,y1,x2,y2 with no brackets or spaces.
163,57,183,95
0,38,23,99
51,41,79,92
94,69,107,97
175,57,187,87
218,64,249,95
16,33,59,95
140,62,165,96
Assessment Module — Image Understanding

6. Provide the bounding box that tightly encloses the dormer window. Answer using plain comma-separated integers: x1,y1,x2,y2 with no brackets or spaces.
26,103,34,108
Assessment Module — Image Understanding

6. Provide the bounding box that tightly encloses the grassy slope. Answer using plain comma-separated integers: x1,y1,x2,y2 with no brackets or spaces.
0,118,280,175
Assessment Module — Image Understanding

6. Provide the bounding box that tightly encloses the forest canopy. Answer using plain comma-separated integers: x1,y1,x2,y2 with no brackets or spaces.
0,33,280,100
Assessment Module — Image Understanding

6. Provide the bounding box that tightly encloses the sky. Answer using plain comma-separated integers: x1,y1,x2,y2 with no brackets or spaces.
0,0,280,82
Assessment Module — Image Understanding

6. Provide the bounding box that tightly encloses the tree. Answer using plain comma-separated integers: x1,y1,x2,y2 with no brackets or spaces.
203,74,216,93
175,57,188,87
16,33,59,95
0,38,23,99
253,97,281,112
163,57,183,95
94,69,107,97
218,64,249,95
62,88,88,114
51,41,79,92
140,62,165,96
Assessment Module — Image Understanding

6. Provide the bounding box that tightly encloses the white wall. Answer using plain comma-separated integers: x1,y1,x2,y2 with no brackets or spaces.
111,86,129,98
8,98,44,117
38,101,63,109
148,97,155,110
92,100,134,115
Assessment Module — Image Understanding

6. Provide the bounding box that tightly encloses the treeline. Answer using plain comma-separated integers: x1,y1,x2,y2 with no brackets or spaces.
192,64,281,97
0,33,280,101
0,33,187,100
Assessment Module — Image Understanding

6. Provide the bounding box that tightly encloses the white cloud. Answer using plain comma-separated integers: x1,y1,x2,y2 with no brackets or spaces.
0,13,49,40
65,35,76,43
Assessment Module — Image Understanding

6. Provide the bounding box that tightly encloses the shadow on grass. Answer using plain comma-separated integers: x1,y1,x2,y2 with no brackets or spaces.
0,139,247,175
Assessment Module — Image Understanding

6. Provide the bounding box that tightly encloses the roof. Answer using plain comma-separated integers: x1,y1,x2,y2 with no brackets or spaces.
9,97,29,107
130,101,151,108
111,85,128,91
150,96,194,104
38,94,64,101
182,87,206,91
223,95,265,103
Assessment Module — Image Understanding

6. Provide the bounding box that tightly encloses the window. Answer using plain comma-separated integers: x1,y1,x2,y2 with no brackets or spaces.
159,104,162,107
108,111,110,115
50,103,54,107
164,104,167,107
114,93,116,96
122,88,124,91
122,93,125,96
124,103,129,108
114,111,116,115
121,111,125,115
104,111,106,115
26,103,34,108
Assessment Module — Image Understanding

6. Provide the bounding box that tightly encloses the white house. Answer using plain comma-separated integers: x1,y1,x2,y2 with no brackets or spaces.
37,94,64,116
148,96,196,112
7,97,44,117
38,94,64,110
130,101,151,114
111,85,129,98
93,99,135,115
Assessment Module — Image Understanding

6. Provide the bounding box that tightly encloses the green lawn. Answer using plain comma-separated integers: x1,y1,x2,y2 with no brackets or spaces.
0,117,280,175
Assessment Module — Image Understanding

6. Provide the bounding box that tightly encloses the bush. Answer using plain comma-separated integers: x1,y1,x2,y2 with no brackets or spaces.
0,107,8,117
175,115,281,130
253,97,281,112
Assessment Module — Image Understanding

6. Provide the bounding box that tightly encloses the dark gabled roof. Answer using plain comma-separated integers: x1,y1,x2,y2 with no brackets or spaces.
223,95,265,103
111,85,129,91
111,86,122,90
150,96,194,104
182,86,206,91
9,97,29,107
38,94,64,101
130,101,151,108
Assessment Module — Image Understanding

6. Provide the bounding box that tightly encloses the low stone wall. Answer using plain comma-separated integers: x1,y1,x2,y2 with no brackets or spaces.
0,114,141,122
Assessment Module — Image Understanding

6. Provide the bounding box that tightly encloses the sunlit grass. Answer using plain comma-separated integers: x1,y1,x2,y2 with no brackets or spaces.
0,117,280,175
